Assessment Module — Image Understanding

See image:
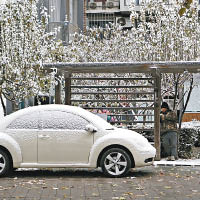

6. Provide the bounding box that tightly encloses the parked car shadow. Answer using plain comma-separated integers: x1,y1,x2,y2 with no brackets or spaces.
8,167,156,179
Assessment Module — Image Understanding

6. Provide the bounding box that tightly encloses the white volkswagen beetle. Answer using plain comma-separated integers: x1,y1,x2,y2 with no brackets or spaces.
0,105,156,177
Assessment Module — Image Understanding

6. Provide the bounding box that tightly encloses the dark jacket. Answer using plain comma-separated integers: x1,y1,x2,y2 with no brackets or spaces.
160,109,178,133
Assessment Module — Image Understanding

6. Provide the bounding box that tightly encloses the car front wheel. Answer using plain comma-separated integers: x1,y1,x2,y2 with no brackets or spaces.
0,150,12,177
100,148,131,177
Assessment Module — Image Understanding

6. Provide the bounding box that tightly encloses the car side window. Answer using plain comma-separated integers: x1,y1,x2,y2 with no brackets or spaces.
41,111,90,130
7,112,39,129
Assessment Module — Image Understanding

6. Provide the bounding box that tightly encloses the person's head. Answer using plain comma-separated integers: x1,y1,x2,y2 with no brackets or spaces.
161,102,169,112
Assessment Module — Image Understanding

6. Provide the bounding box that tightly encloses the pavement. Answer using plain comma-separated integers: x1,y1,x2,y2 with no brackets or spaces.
0,165,200,200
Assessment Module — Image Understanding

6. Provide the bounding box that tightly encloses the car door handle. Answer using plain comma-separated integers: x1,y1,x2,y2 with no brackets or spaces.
38,135,50,139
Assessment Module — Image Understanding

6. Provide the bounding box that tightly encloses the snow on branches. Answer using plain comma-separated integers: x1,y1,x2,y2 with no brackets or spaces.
0,0,55,105
129,0,200,62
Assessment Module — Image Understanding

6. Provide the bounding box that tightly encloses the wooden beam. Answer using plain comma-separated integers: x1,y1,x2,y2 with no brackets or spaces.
43,61,200,73
81,106,154,110
109,121,154,124
65,72,71,105
71,92,155,95
55,75,61,104
71,77,155,80
71,85,154,89
71,99,155,103
153,70,161,160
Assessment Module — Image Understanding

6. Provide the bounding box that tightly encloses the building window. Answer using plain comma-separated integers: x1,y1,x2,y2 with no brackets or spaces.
87,13,114,28
7,112,39,129
41,111,89,130
125,0,139,6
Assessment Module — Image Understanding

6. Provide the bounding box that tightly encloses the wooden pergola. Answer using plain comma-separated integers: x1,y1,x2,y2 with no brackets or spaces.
43,61,200,160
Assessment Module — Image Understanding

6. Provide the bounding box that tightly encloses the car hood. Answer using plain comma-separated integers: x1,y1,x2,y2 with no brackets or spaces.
107,127,148,142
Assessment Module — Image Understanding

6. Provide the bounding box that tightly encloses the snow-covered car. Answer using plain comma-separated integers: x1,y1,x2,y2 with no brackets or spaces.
0,105,156,177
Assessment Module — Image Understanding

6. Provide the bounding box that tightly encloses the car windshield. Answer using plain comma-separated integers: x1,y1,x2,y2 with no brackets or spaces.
89,113,115,130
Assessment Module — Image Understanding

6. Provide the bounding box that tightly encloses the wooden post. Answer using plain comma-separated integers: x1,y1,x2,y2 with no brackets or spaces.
65,72,71,105
154,69,161,160
55,74,61,104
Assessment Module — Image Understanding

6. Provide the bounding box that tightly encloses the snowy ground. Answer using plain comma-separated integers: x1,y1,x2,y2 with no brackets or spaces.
182,120,200,129
155,120,200,166
154,159,200,167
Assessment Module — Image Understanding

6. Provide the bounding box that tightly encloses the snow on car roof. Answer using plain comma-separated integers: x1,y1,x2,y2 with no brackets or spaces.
0,104,113,130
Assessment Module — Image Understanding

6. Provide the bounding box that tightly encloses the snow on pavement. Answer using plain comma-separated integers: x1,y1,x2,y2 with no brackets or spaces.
154,159,200,167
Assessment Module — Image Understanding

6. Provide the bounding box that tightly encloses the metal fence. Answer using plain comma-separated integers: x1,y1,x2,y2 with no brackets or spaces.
70,73,155,130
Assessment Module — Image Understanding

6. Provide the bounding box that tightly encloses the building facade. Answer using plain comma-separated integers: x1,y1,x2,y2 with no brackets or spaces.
38,0,84,43
85,0,136,29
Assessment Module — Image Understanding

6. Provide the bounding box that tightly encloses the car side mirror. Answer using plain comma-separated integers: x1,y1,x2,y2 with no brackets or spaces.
85,124,97,133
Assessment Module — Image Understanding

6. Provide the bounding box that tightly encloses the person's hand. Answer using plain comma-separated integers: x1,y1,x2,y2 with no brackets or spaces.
160,113,165,121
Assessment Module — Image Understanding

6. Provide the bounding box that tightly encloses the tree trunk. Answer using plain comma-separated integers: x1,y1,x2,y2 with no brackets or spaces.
173,73,180,110
178,76,194,129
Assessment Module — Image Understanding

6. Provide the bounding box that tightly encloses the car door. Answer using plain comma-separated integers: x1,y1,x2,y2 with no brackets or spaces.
6,111,39,163
37,110,94,164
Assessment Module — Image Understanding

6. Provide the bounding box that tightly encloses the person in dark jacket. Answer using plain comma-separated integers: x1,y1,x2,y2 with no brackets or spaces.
160,102,178,161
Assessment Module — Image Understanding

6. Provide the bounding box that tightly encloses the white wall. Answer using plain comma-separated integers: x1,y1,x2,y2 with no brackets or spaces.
185,74,200,112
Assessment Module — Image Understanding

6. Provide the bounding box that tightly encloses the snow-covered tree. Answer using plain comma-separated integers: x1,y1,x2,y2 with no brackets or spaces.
129,0,200,61
129,0,200,127
60,0,200,127
65,0,199,62
0,0,55,114
1,0,198,128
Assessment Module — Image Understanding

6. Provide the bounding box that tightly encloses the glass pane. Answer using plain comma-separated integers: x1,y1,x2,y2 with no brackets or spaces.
7,112,39,129
42,111,90,130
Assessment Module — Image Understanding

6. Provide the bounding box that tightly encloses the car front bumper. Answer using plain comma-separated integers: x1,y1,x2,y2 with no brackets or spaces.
133,147,156,167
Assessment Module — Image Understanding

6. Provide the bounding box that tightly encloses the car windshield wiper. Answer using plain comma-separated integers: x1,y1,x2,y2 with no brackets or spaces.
106,128,115,130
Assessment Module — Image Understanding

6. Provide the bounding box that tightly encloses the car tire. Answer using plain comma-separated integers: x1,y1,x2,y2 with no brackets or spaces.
100,148,131,178
0,150,12,177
